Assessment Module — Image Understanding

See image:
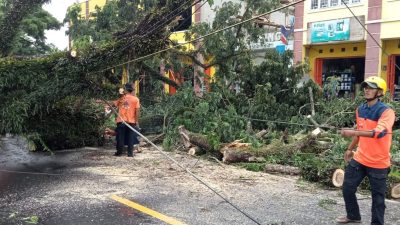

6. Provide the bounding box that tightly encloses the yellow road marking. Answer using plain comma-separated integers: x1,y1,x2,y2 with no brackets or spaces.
111,195,188,225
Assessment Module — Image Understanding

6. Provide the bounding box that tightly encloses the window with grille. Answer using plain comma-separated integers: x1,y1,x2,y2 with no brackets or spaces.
330,0,339,6
311,0,361,9
320,0,329,8
319,0,328,9
311,0,318,9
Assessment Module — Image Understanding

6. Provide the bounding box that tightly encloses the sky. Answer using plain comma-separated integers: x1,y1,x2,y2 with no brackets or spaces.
43,0,77,50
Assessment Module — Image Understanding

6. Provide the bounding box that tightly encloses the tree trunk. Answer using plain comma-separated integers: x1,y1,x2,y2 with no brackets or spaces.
221,148,253,164
188,146,206,156
178,125,212,151
255,129,268,139
264,164,301,175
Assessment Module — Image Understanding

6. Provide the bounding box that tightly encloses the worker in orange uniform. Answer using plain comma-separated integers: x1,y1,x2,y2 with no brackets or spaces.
113,83,140,157
337,76,395,225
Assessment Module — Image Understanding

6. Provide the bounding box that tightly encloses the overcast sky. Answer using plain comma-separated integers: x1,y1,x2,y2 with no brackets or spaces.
43,0,77,50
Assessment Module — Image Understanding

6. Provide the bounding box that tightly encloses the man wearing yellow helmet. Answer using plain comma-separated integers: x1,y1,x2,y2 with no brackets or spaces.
337,76,395,224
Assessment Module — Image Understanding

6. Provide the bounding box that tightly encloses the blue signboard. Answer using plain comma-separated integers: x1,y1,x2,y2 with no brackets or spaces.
311,18,350,43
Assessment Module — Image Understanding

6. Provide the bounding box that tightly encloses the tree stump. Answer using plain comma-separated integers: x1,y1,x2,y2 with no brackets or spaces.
390,183,400,199
332,169,345,188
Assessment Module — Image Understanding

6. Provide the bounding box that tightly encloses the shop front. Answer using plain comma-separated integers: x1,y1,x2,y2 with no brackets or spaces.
308,42,366,96
306,16,366,96
381,39,400,100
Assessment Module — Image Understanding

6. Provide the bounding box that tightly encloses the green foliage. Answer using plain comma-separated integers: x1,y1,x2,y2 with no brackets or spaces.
2,212,39,225
0,0,190,150
0,0,58,56
13,6,61,55
27,96,106,150
65,0,165,51
294,154,341,186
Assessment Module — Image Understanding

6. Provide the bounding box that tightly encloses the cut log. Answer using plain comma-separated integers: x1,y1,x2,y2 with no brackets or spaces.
264,164,301,175
178,125,212,151
391,183,400,199
225,141,251,148
246,121,253,134
255,130,267,139
178,125,192,148
222,148,253,164
188,146,205,156
332,169,345,187
248,156,265,162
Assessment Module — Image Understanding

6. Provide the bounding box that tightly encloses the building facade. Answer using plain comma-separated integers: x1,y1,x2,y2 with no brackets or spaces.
172,0,295,94
294,0,400,98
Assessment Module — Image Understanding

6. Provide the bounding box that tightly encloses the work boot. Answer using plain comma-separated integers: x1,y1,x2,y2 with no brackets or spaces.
114,151,122,156
336,216,361,224
127,149,133,157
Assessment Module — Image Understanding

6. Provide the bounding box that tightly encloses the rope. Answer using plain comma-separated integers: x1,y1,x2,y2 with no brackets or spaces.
97,90,262,225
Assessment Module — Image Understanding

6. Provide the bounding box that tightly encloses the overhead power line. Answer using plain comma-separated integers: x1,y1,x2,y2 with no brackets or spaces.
88,0,306,76
340,0,400,74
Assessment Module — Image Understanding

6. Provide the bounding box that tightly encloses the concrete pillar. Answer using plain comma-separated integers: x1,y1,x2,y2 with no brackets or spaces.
364,0,382,77
293,1,304,64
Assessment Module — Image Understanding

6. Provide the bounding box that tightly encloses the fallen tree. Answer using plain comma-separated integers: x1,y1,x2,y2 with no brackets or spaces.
0,0,187,149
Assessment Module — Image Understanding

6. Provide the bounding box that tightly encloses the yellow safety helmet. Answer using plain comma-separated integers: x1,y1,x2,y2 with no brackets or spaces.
361,76,387,95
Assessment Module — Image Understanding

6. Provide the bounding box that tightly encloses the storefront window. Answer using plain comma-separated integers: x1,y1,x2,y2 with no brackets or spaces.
321,57,365,98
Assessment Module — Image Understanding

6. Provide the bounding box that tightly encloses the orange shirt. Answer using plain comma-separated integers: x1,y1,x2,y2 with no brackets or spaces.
114,94,140,124
353,101,395,169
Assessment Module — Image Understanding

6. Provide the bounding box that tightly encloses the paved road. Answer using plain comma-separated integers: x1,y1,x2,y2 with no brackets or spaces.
1,136,400,225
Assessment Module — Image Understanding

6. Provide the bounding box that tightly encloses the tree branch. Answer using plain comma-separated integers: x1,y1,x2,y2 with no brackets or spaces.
140,62,180,89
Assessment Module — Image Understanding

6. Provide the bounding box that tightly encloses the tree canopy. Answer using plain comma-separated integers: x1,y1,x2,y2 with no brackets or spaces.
0,0,60,56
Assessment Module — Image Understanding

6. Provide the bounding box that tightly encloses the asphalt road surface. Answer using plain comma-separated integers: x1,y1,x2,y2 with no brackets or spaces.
1,136,400,225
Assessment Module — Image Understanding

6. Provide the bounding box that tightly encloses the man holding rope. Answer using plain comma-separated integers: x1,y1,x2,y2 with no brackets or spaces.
338,76,395,225
113,83,140,157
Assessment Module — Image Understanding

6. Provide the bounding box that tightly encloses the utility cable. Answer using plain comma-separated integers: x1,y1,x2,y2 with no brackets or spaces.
115,0,202,53
88,0,306,76
228,114,395,134
142,0,203,38
164,0,207,38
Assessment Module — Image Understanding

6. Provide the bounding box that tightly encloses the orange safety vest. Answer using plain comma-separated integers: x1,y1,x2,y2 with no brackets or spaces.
114,94,140,124
353,101,395,169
